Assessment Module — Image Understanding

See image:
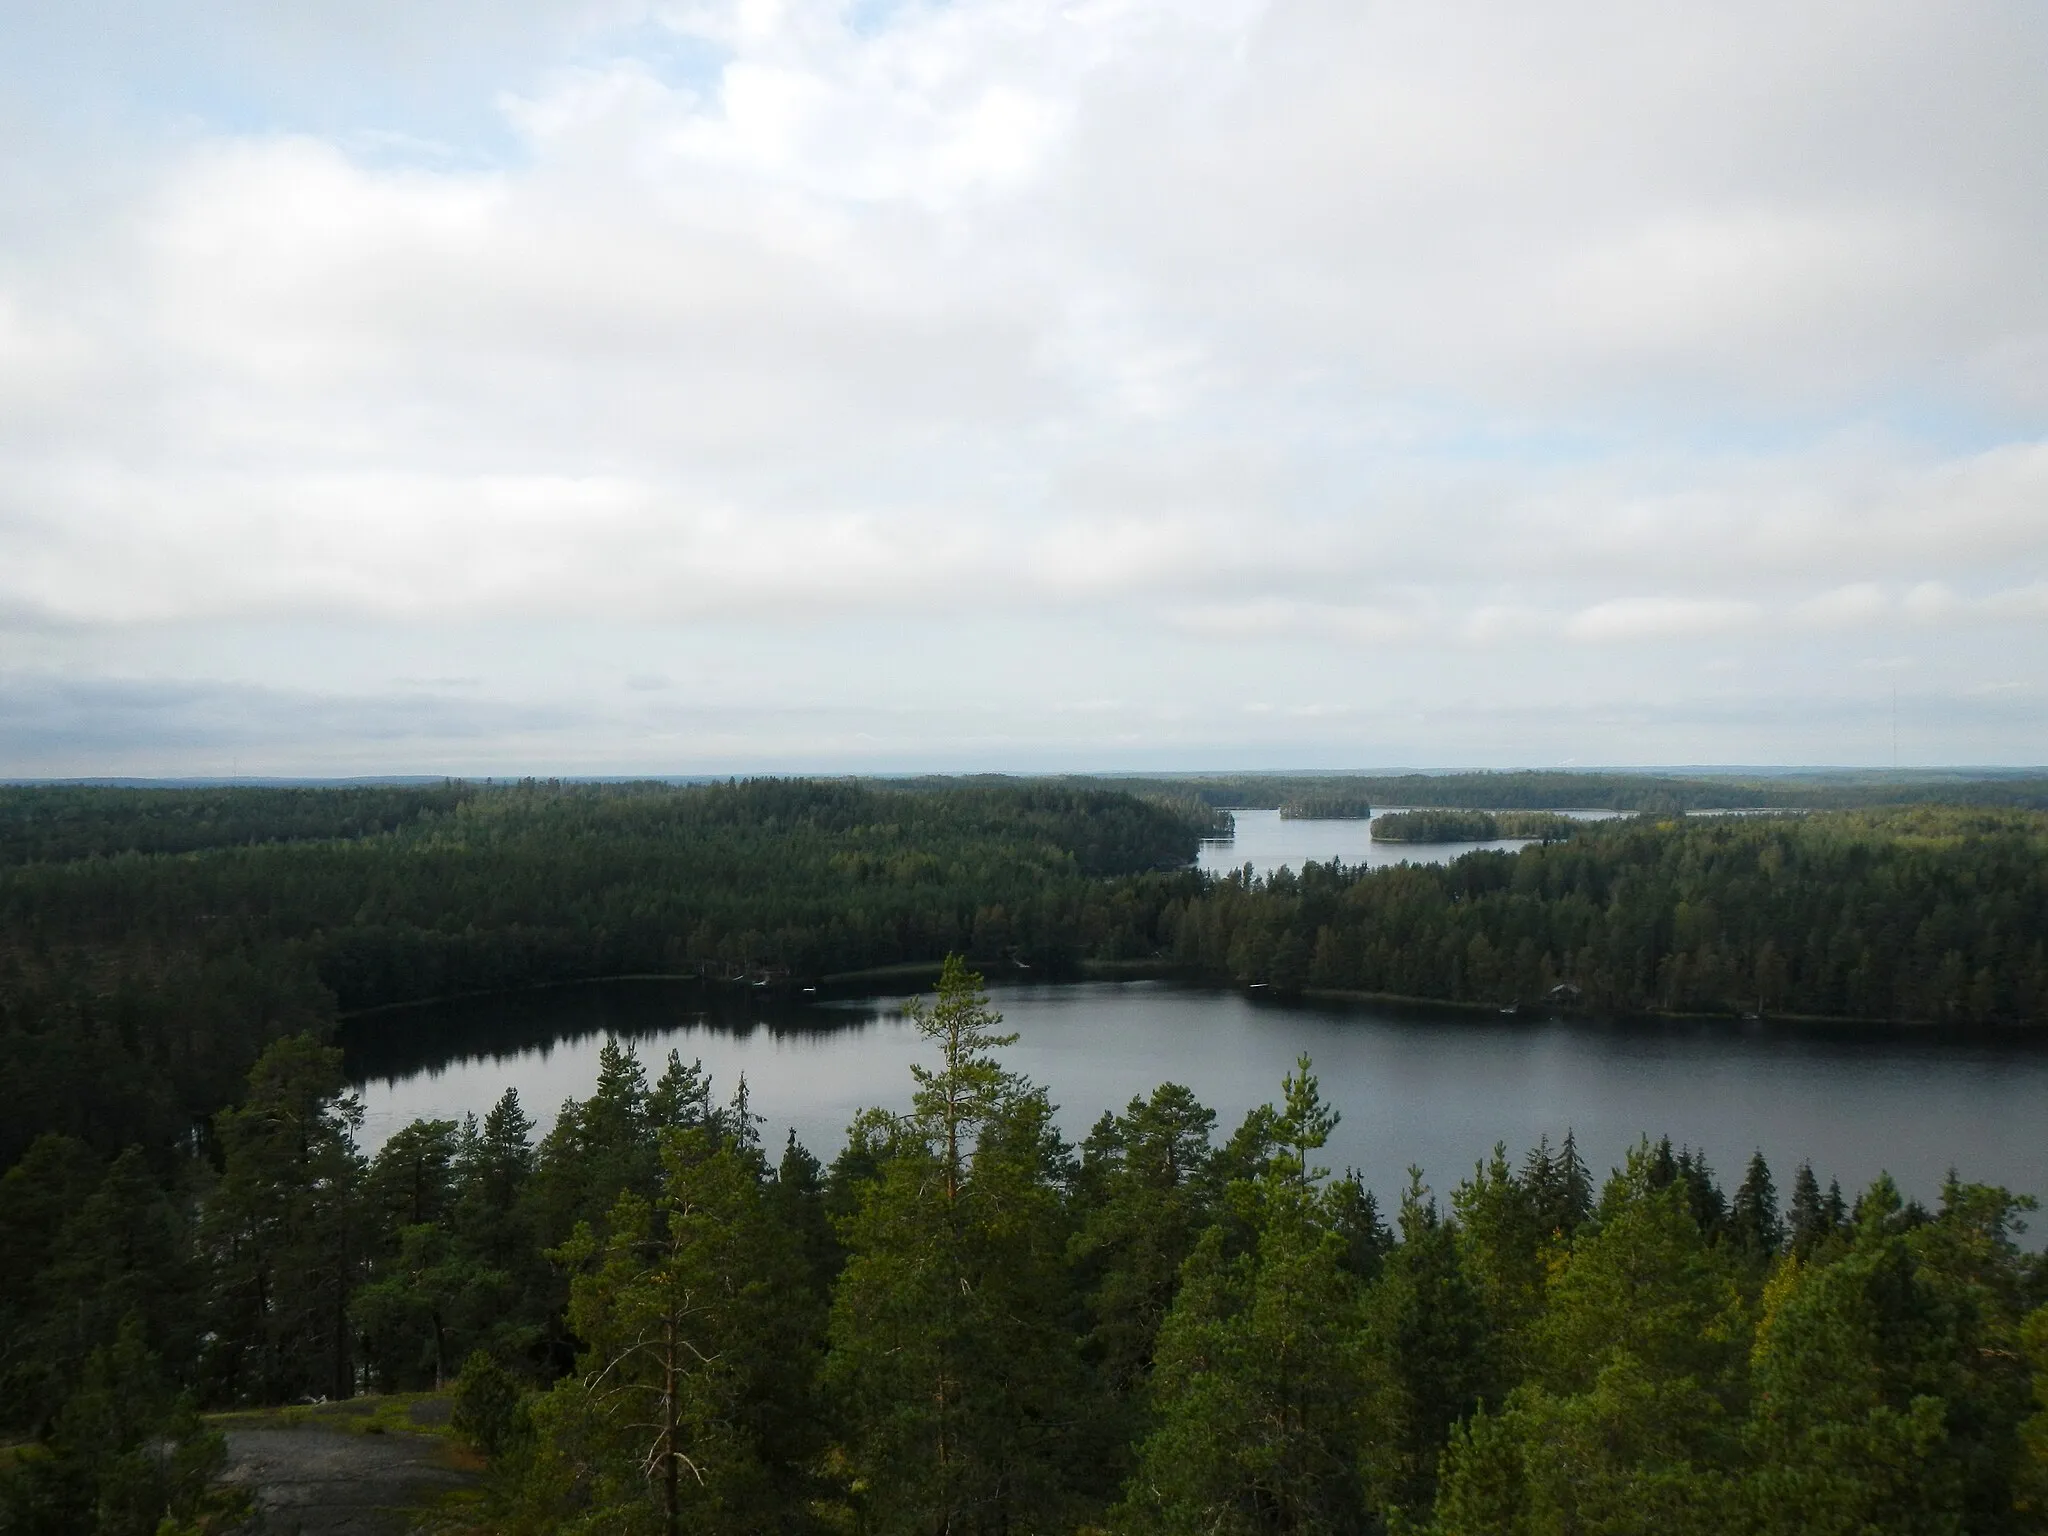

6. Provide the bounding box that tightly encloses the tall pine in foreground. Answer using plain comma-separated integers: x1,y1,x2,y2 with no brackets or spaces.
198,1035,365,1404
502,1118,822,1536
827,957,1092,1534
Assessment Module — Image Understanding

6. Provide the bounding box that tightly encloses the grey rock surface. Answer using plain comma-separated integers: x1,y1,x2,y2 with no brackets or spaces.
222,1423,474,1535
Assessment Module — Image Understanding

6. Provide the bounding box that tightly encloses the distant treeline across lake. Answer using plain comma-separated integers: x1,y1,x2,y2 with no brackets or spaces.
5,774,2048,1170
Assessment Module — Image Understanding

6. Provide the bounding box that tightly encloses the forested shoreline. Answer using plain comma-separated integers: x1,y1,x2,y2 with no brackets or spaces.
0,779,1209,1169
7,780,2048,1530
1176,807,2048,1022
4,961,2046,1533
8,781,2048,1176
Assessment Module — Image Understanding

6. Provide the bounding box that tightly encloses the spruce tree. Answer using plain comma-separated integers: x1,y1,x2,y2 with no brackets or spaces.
1787,1162,1829,1258
1117,1059,1367,1533
1363,1172,1490,1521
1455,1144,1546,1385
530,1039,658,1248
457,1087,538,1272
1070,1084,1218,1404
1729,1150,1784,1257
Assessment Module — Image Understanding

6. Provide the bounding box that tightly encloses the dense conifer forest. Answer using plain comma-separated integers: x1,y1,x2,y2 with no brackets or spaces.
1365,810,1580,843
1178,807,2048,1021
5,778,2048,1531
919,769,2048,818
4,962,2045,1533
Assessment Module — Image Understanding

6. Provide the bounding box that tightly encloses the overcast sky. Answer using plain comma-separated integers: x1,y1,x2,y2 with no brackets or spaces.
2,0,2045,775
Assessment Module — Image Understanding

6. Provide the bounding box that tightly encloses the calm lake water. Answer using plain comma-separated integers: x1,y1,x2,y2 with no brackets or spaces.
1198,807,1622,879
347,977,2048,1221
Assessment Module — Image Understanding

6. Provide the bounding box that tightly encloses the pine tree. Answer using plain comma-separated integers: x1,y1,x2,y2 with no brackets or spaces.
648,1053,716,1138
1276,1053,1338,1190
512,1127,818,1535
364,1117,461,1232
199,1035,365,1403
826,957,1088,1533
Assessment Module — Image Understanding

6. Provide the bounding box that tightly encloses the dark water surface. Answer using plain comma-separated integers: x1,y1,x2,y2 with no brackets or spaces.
347,977,2048,1219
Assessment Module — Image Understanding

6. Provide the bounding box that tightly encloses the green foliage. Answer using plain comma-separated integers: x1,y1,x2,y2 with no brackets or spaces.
1369,809,1579,843
1026,769,2048,815
2019,1305,2048,1519
1172,807,2048,1020
1279,792,1373,820
1361,1173,1490,1519
0,1137,198,1436
1071,1085,1220,1405
501,1127,821,1536
8,768,2048,1536
198,1034,366,1404
826,961,1091,1533
0,1316,249,1536
452,1348,528,1460
0,777,1210,1167
0,781,469,867
1117,1060,1385,1532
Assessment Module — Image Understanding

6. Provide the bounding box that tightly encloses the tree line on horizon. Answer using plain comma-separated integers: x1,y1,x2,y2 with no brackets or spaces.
902,770,2048,819
3,958,2045,1533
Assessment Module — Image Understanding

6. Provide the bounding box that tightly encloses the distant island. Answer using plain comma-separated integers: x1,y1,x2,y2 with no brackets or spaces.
1278,792,1371,819
1370,808,1581,842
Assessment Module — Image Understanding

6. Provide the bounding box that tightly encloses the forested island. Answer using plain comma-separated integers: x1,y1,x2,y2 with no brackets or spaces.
1367,809,1581,843
1279,792,1372,820
5,776,2048,1531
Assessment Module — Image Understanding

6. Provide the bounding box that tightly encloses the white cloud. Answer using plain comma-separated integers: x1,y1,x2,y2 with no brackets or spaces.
1792,583,1890,629
1166,600,1414,644
2,0,2047,767
1566,597,1761,644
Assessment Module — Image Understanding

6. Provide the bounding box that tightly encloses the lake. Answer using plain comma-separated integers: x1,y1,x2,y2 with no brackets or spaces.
347,976,2048,1222
1198,806,1622,879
